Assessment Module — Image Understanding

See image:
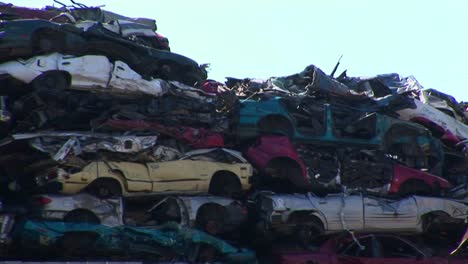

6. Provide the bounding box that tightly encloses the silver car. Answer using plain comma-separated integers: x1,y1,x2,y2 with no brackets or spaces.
257,192,468,242
30,193,124,226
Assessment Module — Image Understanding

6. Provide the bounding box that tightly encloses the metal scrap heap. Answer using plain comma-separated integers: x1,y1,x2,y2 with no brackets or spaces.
0,2,468,263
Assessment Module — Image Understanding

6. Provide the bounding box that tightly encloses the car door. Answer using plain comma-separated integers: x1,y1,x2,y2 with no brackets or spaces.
147,159,208,193
316,194,364,232
375,235,446,264
364,196,418,232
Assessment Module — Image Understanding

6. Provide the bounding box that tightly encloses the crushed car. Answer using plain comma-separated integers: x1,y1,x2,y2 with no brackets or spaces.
11,220,257,263
272,233,468,264
238,97,444,175
255,192,468,245
37,148,253,198
0,19,205,85
0,52,170,97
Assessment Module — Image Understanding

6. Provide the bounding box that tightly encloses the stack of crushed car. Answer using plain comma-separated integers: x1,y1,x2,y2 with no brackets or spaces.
0,2,468,263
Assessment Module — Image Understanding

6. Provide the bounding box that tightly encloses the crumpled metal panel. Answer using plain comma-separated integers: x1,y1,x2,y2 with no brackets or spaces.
15,221,257,263
259,192,468,234
0,53,169,97
6,132,157,161
32,193,124,227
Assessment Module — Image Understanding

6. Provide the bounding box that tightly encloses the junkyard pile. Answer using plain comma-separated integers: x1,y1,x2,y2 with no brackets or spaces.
0,2,468,264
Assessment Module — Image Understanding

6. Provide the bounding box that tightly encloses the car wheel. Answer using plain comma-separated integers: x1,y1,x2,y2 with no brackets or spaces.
64,209,100,224
87,179,122,199
31,72,69,91
209,172,242,198
196,205,226,235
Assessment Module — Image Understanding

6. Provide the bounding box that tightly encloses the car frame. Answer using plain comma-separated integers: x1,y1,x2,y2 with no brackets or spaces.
0,19,205,85
256,192,468,244
40,148,252,198
29,193,124,226
239,97,444,175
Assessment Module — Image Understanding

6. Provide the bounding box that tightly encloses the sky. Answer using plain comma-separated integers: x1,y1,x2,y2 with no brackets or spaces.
11,0,468,101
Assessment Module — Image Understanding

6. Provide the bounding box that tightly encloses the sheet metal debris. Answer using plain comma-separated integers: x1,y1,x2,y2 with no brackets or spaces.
0,1,467,263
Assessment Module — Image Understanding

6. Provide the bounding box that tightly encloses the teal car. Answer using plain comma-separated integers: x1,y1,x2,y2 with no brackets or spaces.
238,97,444,174
13,220,256,263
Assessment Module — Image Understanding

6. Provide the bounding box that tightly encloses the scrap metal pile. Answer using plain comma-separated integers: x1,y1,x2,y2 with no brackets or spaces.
1,2,468,263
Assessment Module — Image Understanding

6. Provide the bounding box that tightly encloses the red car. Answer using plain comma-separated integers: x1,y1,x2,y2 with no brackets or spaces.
100,119,224,149
273,233,467,264
244,135,309,190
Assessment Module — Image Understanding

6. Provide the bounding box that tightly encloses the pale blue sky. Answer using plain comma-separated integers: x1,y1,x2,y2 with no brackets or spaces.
11,0,468,101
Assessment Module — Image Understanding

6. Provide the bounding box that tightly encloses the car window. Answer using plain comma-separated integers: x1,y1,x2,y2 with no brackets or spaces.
183,150,243,163
341,236,375,258
377,236,423,258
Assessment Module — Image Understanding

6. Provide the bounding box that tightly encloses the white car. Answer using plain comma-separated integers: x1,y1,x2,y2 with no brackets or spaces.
397,99,468,145
30,193,124,227
0,52,169,97
257,192,468,240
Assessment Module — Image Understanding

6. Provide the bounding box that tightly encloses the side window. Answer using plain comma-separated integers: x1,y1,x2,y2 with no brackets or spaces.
341,237,375,258
378,236,422,258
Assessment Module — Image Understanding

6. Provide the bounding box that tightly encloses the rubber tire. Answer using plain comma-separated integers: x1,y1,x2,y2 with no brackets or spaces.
31,72,69,91
208,173,242,198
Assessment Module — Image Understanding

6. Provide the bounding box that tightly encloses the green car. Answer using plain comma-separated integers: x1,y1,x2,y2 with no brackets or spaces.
238,97,444,174
13,220,256,263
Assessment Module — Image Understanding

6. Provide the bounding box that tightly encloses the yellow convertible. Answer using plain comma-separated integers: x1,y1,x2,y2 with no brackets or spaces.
42,148,252,198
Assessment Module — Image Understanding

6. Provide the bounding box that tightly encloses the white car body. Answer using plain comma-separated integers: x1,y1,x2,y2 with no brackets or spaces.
0,53,169,96
397,99,468,142
33,193,124,227
259,192,468,234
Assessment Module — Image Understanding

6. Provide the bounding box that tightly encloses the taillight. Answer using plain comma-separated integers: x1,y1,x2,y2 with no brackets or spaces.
36,196,52,205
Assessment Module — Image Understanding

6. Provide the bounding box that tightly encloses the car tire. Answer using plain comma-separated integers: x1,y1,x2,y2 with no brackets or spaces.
87,179,122,199
196,205,226,235
86,40,138,66
31,72,69,91
64,209,100,224
208,172,242,198
296,223,323,248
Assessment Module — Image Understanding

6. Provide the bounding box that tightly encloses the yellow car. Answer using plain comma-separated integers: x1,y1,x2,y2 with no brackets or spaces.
42,148,252,198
